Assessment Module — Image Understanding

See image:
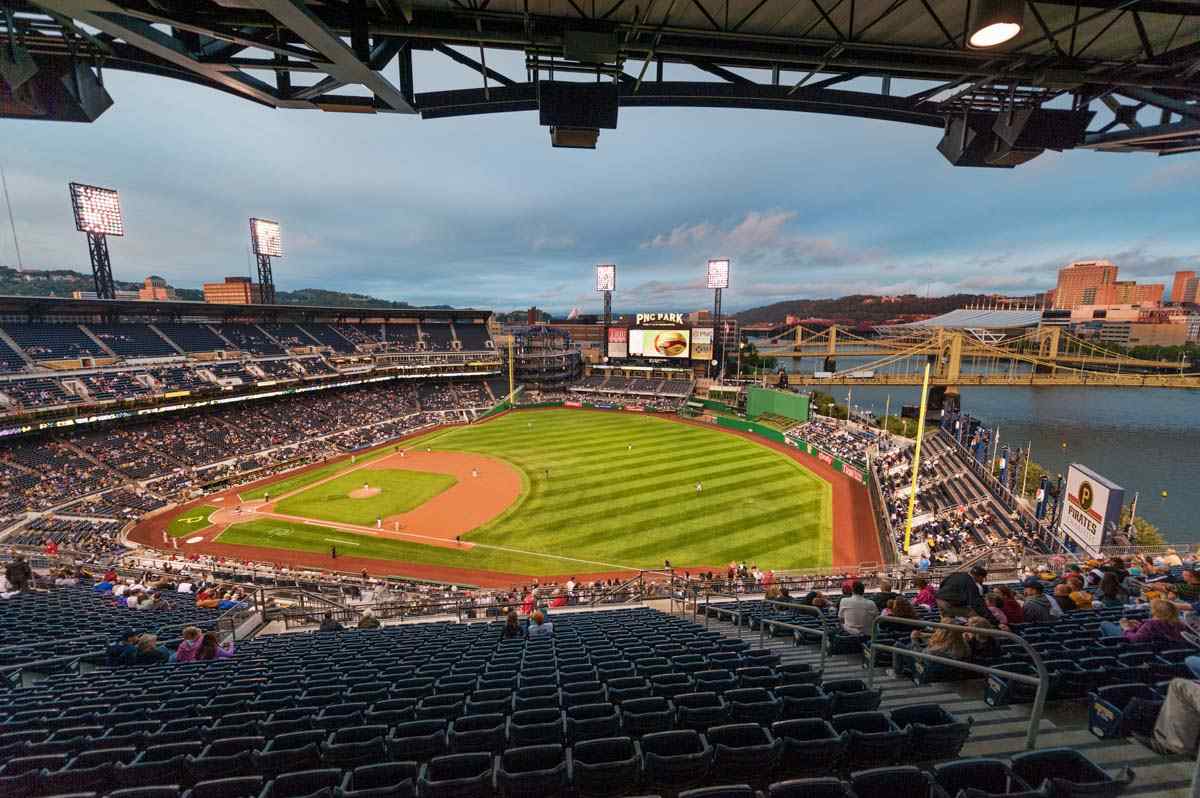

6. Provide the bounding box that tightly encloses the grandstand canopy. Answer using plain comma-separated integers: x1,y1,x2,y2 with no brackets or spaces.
881,308,1046,330
4,0,1199,162
0,294,491,323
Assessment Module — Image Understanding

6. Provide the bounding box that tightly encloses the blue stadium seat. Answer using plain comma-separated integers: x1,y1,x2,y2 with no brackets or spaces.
850,766,940,798
706,723,781,788
640,730,713,795
771,719,846,778
449,714,507,754
621,698,674,737
184,776,264,798
572,737,641,798
496,744,571,798
889,704,972,760
418,753,495,798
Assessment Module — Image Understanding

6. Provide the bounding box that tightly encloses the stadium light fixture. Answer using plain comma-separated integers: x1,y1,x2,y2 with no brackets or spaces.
595,264,616,292
967,0,1023,48
68,182,123,300
706,258,730,290
249,217,282,305
69,182,124,237
250,218,284,258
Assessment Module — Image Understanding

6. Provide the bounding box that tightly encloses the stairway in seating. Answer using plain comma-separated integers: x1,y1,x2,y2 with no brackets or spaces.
691,610,1196,796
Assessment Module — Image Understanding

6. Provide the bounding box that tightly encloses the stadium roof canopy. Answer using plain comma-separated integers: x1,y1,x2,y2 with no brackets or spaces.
0,294,491,323
882,308,1046,330
2,0,1198,163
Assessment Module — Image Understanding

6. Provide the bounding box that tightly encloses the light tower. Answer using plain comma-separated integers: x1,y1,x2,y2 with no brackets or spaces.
706,258,730,378
249,217,283,305
68,182,124,300
596,264,616,363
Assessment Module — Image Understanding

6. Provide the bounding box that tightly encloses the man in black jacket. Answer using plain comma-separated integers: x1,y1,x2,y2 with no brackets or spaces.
935,565,992,624
5,555,32,592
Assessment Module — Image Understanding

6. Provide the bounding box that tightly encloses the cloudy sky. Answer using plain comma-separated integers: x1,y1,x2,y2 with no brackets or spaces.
2,51,1199,315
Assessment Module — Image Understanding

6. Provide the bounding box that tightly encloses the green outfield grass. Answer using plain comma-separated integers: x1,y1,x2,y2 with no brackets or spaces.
167,505,216,537
274,469,458,527
238,447,395,501
198,409,834,574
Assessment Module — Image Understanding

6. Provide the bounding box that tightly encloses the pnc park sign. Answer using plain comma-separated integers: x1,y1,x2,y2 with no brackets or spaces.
636,313,684,326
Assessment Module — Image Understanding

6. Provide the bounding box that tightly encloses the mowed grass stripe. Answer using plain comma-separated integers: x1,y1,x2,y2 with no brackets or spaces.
212,408,835,573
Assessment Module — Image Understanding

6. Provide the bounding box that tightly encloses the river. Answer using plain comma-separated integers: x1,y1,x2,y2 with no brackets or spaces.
779,360,1199,544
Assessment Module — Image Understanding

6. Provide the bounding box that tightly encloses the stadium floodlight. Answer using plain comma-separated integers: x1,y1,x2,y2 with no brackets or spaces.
595,264,616,292
69,182,124,237
706,258,730,289
250,217,284,258
967,0,1023,47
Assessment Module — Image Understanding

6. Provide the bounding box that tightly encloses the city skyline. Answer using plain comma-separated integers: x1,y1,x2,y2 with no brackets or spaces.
2,56,1199,315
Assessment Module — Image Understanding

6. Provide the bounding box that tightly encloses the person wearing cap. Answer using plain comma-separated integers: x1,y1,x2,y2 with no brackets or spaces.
1020,579,1056,623
1164,563,1200,603
106,630,142,667
935,565,992,624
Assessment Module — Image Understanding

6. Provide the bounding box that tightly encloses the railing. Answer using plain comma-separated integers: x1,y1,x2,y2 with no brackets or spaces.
865,615,1050,750
756,599,829,675
700,589,744,638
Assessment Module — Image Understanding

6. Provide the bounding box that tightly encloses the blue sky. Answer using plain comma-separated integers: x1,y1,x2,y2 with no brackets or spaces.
2,53,1198,315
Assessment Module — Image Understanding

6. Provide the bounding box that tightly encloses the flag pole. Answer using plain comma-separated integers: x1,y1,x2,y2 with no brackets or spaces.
903,362,932,554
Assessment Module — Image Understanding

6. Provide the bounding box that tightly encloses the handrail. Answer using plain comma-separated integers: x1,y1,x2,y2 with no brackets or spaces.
865,615,1050,750
756,599,828,675
701,589,743,638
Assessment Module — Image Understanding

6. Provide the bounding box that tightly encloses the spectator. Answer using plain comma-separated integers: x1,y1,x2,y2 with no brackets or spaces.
319,612,344,632
985,594,1009,627
884,596,917,619
801,590,830,609
935,566,991,623
527,609,554,638
503,609,525,638
1166,562,1200,603
1067,577,1095,610
913,577,937,610
964,616,1002,659
174,626,204,662
1021,579,1056,623
996,585,1024,624
1097,572,1129,607
195,631,235,660
134,633,170,666
1100,599,1185,644
1052,583,1077,613
837,581,879,635
5,554,32,592
358,609,381,629
1140,677,1200,756
923,626,970,660
872,578,898,611
106,629,141,666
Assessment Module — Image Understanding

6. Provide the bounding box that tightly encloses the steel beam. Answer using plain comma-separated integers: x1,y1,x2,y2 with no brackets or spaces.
248,0,416,113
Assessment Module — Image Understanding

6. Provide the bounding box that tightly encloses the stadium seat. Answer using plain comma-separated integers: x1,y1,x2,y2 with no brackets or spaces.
108,788,182,798
322,726,390,769
565,704,621,744
850,767,941,798
621,698,675,737
1008,748,1134,798
513,687,559,713
387,720,448,762
889,704,972,760
116,743,202,788
260,769,342,798
338,762,419,798
419,753,495,798
767,778,854,798
821,679,883,713
184,776,264,798
449,714,507,754
639,730,713,795
776,664,821,686
572,737,642,798
496,744,571,798
562,682,607,708
932,758,1037,798
722,689,782,725
607,679,652,705
774,684,833,720
190,737,264,781
508,709,564,746
678,786,756,798
706,724,781,788
832,711,910,770
692,672,737,695
771,719,846,778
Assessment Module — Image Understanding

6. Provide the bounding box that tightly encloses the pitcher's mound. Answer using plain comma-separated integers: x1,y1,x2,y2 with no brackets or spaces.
349,487,382,499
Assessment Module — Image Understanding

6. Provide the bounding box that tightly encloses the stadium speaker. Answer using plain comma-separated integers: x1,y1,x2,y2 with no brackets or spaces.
0,43,37,92
992,107,1095,151
0,56,111,122
937,114,1018,168
539,80,619,127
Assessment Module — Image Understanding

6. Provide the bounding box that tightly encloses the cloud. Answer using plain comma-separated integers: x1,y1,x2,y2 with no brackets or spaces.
640,222,713,249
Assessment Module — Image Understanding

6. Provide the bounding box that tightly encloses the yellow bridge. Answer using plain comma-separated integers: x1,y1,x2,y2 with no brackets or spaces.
755,325,1200,389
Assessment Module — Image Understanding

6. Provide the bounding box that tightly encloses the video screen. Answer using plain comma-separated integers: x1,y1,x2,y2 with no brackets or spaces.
628,328,691,358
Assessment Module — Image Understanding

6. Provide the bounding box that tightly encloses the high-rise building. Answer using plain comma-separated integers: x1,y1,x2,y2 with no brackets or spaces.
1134,283,1164,305
1171,270,1198,304
203,276,264,304
1053,260,1118,308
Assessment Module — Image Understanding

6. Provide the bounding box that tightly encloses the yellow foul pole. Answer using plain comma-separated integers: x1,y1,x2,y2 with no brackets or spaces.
507,335,515,403
903,362,932,554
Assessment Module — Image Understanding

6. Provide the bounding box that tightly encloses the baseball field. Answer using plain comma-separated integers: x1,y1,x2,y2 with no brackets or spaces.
159,408,849,579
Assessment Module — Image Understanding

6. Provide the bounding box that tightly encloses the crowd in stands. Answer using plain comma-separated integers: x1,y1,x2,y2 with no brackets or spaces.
784,418,877,468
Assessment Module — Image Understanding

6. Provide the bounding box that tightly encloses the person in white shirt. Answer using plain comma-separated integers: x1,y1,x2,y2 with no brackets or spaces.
177,581,193,594
838,581,880,635
112,581,129,598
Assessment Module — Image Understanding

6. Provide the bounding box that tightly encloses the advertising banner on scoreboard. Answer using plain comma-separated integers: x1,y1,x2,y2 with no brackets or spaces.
628,328,691,358
607,327,628,359
691,328,713,361
1061,463,1124,554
